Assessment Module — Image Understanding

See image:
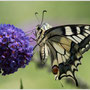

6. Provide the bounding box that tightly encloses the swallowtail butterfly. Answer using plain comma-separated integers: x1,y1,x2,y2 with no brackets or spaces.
32,10,90,86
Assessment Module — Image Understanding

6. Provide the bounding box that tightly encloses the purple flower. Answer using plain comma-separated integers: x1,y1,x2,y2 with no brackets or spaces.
0,24,33,75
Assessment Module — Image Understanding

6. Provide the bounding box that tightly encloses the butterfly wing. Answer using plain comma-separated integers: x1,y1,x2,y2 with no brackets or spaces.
44,25,90,86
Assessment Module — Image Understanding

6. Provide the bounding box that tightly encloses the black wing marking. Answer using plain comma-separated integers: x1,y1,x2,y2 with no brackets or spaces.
44,25,90,86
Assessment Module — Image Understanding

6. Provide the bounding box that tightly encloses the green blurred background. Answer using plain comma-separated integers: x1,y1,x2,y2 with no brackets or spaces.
0,1,90,89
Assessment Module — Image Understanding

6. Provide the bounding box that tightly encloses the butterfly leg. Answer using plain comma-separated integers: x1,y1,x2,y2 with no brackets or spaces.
29,37,37,42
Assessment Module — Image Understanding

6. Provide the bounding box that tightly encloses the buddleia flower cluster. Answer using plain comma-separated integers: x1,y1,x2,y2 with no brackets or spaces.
0,24,33,75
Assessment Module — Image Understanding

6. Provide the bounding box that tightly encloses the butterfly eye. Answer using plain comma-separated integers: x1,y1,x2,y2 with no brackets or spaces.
52,65,59,75
37,27,41,30
36,25,41,31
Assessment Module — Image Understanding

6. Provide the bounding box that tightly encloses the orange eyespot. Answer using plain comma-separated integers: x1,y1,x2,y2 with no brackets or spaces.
52,65,59,75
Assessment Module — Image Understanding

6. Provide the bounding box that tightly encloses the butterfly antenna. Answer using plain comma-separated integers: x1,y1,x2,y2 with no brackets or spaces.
40,10,47,26
35,12,40,23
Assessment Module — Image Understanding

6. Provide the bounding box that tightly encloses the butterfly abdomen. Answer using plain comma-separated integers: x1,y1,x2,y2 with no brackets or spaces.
39,44,49,64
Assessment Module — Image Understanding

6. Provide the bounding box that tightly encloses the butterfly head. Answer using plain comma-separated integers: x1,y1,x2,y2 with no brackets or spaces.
36,23,52,31
35,10,52,31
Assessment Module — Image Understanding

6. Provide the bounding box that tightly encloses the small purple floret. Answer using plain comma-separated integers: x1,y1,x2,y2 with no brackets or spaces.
0,24,33,75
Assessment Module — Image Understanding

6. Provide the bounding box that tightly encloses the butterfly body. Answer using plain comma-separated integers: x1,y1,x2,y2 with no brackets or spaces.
35,23,52,63
34,23,90,86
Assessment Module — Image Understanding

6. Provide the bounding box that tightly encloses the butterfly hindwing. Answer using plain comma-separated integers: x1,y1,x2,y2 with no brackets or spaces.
46,38,81,86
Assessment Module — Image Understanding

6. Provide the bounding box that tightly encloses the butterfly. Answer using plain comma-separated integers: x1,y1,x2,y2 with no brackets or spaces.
31,10,90,86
